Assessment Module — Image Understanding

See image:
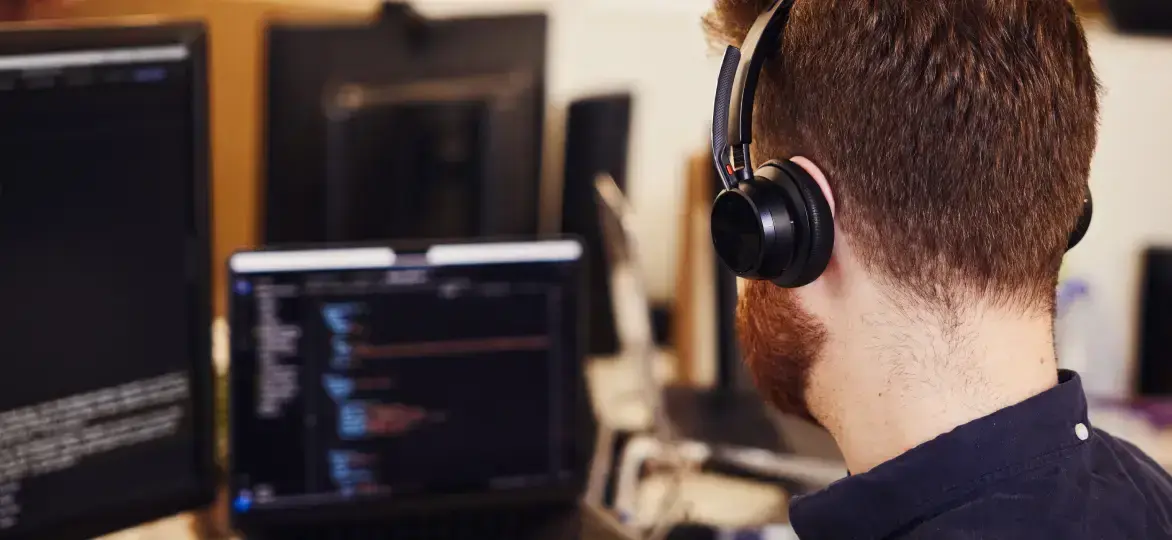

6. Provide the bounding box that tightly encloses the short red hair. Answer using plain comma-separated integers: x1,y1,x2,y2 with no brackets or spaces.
707,0,1100,313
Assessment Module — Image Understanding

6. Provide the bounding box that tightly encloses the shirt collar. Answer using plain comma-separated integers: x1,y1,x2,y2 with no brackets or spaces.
790,370,1091,540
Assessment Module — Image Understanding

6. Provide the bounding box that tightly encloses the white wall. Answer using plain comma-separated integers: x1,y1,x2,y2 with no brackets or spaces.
549,3,720,302
1064,23,1172,397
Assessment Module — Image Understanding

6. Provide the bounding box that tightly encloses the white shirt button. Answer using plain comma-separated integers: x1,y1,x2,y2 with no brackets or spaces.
1075,423,1090,441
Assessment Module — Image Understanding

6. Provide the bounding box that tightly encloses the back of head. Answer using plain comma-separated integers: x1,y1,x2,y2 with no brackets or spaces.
706,0,1099,315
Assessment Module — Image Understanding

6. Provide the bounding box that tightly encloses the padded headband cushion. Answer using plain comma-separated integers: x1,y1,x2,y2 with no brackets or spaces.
777,160,834,287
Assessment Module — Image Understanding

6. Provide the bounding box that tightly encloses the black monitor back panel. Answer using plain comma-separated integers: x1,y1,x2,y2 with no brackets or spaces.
561,94,632,356
1139,248,1172,395
263,7,546,245
0,22,214,540
1103,0,1172,34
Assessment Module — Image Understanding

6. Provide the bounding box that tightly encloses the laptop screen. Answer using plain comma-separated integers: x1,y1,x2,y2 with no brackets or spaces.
228,240,585,526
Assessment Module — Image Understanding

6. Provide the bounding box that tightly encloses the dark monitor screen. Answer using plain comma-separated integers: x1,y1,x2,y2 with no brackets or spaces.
0,24,213,540
326,98,488,242
1139,248,1172,395
228,240,585,528
322,70,539,244
263,10,546,245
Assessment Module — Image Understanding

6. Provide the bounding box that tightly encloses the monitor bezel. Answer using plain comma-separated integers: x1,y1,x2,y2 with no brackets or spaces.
0,19,215,540
226,237,589,530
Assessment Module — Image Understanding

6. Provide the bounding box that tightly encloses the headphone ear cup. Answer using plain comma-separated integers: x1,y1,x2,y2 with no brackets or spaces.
1067,191,1093,251
776,160,835,288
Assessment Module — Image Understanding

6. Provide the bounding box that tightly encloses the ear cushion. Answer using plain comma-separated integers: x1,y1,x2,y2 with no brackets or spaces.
778,160,835,287
1067,190,1093,251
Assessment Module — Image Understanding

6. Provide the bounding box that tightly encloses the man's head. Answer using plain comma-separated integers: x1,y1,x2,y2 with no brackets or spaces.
708,0,1099,422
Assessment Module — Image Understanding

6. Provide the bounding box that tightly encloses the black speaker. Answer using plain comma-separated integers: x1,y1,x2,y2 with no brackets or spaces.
562,93,633,356
716,263,745,393
1139,248,1172,396
1103,0,1172,34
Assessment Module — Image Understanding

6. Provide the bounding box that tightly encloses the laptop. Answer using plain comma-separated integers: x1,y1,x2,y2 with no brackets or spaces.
226,239,613,539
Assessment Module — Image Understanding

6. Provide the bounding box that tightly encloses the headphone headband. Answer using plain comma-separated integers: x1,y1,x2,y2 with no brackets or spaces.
712,0,796,190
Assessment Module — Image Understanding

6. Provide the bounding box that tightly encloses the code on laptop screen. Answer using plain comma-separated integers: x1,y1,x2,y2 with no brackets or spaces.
228,242,583,520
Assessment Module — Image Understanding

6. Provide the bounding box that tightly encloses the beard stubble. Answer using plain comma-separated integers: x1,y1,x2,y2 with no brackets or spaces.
737,279,830,425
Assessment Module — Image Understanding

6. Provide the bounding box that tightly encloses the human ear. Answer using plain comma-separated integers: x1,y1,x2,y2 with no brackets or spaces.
791,156,835,217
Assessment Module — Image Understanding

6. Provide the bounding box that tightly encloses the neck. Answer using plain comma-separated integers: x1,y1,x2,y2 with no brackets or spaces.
807,289,1059,474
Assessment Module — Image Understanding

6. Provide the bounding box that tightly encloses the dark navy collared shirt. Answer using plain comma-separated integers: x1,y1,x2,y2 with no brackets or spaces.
790,371,1172,539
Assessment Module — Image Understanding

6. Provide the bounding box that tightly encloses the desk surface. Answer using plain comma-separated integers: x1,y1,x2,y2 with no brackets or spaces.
100,505,638,540
98,515,198,540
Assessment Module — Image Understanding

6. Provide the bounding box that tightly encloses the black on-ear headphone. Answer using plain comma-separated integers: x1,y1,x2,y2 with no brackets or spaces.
710,0,1094,289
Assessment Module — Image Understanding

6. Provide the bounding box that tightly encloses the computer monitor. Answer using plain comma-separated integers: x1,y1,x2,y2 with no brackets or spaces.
1103,0,1172,34
563,94,632,356
227,239,588,531
0,22,214,540
1139,247,1172,395
262,5,546,245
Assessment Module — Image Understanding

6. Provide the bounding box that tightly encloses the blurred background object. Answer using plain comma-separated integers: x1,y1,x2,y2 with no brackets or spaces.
1137,249,1172,396
262,4,546,249
1102,0,1172,34
564,94,632,356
